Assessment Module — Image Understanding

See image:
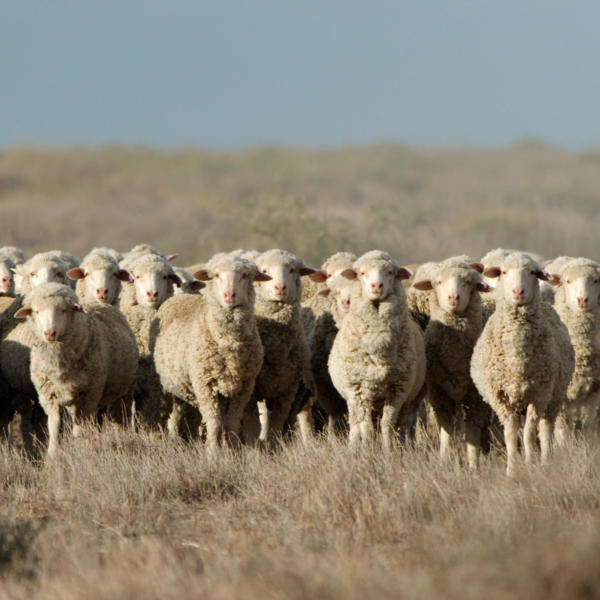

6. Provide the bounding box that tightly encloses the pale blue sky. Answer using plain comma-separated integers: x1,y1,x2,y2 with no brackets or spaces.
2,1,600,148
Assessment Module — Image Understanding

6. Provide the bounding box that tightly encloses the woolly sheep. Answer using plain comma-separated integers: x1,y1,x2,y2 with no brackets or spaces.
470,252,575,476
119,253,181,427
328,250,426,450
0,253,16,296
413,257,492,467
172,267,204,295
550,258,600,443
304,252,356,434
67,249,131,306
15,283,138,456
14,252,71,296
242,249,316,445
120,243,177,272
0,247,25,266
155,254,266,453
539,256,577,304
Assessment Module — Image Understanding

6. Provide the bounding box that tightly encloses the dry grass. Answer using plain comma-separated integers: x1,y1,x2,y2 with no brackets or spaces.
0,426,598,599
1,142,600,267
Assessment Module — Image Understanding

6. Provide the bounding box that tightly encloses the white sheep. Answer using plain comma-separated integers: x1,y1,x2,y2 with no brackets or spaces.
15,283,138,456
242,249,316,445
550,258,600,443
470,252,574,476
413,257,492,467
118,253,181,427
539,256,577,304
13,252,71,296
328,250,426,450
67,248,132,306
0,253,16,297
154,254,266,453
120,243,177,272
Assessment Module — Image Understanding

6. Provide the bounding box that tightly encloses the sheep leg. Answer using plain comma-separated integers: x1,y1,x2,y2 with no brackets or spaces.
296,403,313,446
268,395,295,442
257,399,270,444
67,403,96,439
167,398,183,439
464,420,481,470
538,417,553,464
45,402,61,458
381,402,400,451
428,386,456,461
523,404,537,465
201,400,223,455
553,411,569,448
348,407,361,448
504,413,520,477
223,395,249,448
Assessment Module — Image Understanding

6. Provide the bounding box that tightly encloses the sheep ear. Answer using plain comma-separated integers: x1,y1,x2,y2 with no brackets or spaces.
318,288,331,297
469,263,484,274
341,269,357,280
254,272,271,282
116,270,131,282
476,282,491,292
395,267,412,280
308,270,328,283
193,270,213,281
74,303,84,312
189,281,206,291
542,272,561,286
14,307,31,319
483,267,501,278
164,254,178,262
413,280,433,291
169,273,182,288
299,267,316,277
67,268,85,280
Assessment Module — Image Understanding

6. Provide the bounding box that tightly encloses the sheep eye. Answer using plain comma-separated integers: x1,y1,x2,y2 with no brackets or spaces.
290,268,295,273
262,269,268,274
215,273,220,279
135,275,140,280
241,273,247,280
360,271,365,276
566,280,571,284
30,272,35,277
62,309,67,314
502,271,507,275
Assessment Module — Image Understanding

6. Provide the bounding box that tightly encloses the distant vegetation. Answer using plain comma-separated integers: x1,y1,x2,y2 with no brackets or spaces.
0,143,599,266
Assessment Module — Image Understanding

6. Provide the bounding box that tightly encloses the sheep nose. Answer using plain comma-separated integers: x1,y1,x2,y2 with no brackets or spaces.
44,330,57,342
512,288,524,299
448,294,459,305
1,277,10,288
371,282,383,294
577,296,589,308
341,299,350,309
224,291,236,304
96,288,109,300
274,284,286,296
147,290,158,300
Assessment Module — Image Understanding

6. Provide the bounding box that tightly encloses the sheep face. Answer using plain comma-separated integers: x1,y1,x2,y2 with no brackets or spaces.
19,257,69,291
255,250,314,304
328,276,353,315
561,264,600,311
68,264,130,304
485,254,547,307
15,284,82,343
129,256,180,309
0,259,15,294
432,270,475,314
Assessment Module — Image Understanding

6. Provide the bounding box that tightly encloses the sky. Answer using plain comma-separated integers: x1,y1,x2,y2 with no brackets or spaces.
2,0,600,148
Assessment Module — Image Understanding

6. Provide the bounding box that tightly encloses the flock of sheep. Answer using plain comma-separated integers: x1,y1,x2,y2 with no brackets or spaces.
0,242,596,476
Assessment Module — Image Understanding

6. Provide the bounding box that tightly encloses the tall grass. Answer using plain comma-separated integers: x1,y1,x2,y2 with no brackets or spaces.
0,425,599,599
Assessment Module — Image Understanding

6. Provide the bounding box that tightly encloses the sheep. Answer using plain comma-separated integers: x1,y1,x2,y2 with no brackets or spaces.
0,247,25,266
242,249,316,445
118,253,181,427
88,246,124,264
172,267,204,295
13,252,71,296
549,258,600,443
67,249,131,306
539,256,577,304
120,243,177,272
470,251,575,476
328,250,426,450
154,254,266,453
412,258,492,467
14,283,138,456
0,253,16,297
303,252,356,434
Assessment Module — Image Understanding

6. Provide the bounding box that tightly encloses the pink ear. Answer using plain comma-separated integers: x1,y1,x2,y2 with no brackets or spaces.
193,270,212,281
396,267,412,280
341,269,357,280
117,270,131,282
164,254,178,262
14,307,32,319
67,268,85,280
469,263,484,274
483,267,501,278
308,270,328,283
128,273,134,283
254,272,272,282
318,288,331,297
299,266,316,277
413,280,433,291
74,303,84,312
